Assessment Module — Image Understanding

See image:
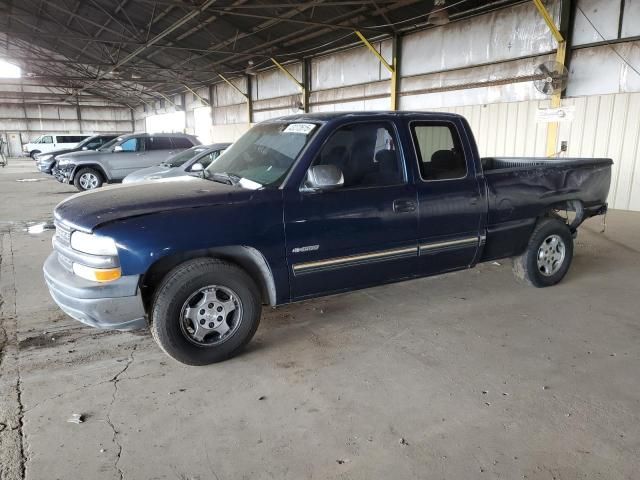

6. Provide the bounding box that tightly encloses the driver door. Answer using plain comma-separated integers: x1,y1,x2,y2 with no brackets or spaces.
284,121,418,300
107,137,145,179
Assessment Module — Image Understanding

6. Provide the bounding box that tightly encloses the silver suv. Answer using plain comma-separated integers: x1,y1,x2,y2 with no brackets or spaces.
55,133,200,191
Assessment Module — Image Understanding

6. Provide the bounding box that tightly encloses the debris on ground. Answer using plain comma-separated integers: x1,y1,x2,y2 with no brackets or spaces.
258,395,266,401
26,221,54,234
67,413,84,424
336,459,349,465
491,261,501,266
399,437,409,446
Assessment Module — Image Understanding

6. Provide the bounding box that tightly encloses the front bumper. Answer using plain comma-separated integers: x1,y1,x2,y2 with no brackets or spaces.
36,159,55,174
43,252,147,330
54,164,74,183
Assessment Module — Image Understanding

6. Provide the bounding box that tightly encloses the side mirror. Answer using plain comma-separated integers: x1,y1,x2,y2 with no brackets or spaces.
113,145,123,152
303,165,344,192
190,163,204,172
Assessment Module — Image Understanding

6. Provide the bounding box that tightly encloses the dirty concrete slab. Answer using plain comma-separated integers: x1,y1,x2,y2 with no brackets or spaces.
1,158,639,479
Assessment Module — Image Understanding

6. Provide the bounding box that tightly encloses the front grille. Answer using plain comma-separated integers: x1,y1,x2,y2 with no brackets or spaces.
54,220,72,246
53,221,74,272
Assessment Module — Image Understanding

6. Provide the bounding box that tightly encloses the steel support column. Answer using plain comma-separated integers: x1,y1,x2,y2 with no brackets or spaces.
354,30,397,110
533,0,569,156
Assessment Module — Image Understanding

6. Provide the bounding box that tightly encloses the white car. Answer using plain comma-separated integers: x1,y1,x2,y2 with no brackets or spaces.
23,133,91,158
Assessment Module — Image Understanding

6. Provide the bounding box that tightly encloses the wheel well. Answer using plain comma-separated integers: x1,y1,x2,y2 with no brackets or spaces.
72,164,108,181
139,246,277,311
542,200,584,231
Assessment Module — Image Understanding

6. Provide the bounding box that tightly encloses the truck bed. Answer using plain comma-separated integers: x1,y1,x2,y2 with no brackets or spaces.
479,156,613,261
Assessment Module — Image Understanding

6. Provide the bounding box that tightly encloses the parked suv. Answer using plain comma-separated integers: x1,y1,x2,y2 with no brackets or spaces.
23,133,91,158
55,133,200,191
36,134,120,174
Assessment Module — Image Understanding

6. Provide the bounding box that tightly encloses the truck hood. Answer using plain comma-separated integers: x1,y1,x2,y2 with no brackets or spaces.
55,176,253,232
57,150,103,161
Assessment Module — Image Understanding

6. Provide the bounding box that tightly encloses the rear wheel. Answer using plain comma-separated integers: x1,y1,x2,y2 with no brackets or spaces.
150,258,262,365
513,218,573,287
74,167,103,191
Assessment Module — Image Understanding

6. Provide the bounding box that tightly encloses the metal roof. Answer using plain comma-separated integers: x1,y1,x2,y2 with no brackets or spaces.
0,0,521,107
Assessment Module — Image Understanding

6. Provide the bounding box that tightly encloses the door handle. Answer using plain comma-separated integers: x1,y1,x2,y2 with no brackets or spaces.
393,199,416,213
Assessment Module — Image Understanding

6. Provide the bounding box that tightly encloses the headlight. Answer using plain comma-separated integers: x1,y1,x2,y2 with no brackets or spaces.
38,154,53,161
72,263,121,282
57,158,70,165
70,231,118,256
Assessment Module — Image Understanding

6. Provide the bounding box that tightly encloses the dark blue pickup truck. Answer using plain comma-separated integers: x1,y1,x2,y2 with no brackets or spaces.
44,112,612,365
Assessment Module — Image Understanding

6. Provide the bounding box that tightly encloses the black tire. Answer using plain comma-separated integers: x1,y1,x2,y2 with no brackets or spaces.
150,258,262,365
30,150,41,159
513,218,573,287
73,167,103,191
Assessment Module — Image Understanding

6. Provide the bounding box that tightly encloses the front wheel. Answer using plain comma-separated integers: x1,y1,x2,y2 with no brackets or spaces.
150,258,262,365
73,167,103,191
30,150,41,159
513,218,574,287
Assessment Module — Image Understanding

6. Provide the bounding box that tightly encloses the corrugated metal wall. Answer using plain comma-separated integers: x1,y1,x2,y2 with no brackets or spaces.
431,93,640,211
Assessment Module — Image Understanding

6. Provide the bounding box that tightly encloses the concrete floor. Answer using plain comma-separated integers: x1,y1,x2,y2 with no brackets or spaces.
0,158,639,480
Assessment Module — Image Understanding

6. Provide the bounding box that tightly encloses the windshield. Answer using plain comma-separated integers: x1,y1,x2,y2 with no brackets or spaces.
204,122,318,188
163,147,209,168
32,136,43,144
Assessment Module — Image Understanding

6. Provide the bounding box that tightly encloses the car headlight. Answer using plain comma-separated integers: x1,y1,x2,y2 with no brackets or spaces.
70,231,118,256
57,158,70,166
72,263,121,283
70,232,120,282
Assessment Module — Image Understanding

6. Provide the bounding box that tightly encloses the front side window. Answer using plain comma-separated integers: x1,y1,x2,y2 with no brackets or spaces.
309,122,403,189
164,147,208,168
119,138,139,152
41,136,53,144
196,151,220,169
411,123,467,180
205,122,319,188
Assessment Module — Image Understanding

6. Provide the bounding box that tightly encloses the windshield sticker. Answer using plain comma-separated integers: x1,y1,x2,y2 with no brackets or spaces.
284,123,316,134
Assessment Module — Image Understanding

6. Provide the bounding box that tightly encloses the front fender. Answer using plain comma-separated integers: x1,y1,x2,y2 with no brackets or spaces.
95,194,289,303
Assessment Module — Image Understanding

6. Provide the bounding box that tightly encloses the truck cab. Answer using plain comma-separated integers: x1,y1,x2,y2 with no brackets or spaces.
44,112,612,365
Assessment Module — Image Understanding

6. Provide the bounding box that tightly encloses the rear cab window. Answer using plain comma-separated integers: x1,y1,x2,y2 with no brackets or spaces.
410,122,467,181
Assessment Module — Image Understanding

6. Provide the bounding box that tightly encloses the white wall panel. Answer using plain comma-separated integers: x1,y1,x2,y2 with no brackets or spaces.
572,0,620,45
401,1,559,77
312,40,391,90
253,63,302,100
567,41,640,97
622,0,640,37
213,77,247,107
425,93,640,211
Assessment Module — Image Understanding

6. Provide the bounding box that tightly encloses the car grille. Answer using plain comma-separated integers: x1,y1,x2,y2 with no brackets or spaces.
54,220,72,246
53,220,73,271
